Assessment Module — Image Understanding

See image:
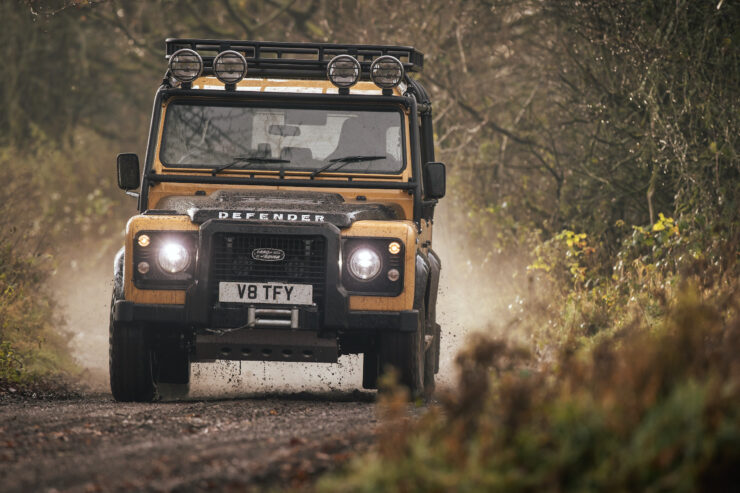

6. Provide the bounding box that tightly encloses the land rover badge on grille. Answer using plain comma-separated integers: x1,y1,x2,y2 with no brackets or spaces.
251,248,285,262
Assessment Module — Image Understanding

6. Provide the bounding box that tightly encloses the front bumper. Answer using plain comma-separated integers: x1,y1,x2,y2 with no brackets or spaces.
112,300,418,332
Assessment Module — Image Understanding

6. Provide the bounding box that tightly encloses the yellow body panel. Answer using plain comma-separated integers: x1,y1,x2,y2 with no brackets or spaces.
124,215,198,304
342,220,418,311
192,77,404,96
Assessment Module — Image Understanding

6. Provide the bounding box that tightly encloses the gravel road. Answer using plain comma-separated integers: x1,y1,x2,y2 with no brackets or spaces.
0,390,378,492
6,231,480,492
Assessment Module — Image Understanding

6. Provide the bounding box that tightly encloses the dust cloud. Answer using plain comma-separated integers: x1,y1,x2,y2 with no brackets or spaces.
53,204,524,397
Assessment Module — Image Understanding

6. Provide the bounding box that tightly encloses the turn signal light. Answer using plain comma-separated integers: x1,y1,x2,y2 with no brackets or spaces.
388,241,401,255
138,234,150,247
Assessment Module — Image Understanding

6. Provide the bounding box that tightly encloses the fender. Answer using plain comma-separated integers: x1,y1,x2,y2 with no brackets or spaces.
414,252,430,311
414,249,441,315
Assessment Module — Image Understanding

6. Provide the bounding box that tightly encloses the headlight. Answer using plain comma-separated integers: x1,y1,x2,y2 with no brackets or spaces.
133,231,197,289
348,248,382,280
342,238,404,296
327,54,361,89
168,48,203,83
157,242,190,273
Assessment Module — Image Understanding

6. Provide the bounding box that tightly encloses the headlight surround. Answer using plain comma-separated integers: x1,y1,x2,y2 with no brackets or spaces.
157,241,191,273
342,238,404,296
348,247,382,280
133,231,197,289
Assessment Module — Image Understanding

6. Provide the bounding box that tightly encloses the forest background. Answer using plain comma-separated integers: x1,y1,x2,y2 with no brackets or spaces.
0,0,738,490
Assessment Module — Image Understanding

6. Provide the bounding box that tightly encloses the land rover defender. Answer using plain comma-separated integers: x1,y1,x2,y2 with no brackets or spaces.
110,39,445,402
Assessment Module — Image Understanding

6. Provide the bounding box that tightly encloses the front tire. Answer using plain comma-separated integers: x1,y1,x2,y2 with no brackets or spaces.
109,297,157,402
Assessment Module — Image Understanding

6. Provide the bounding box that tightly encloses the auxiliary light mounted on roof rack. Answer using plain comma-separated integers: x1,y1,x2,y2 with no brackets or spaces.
164,38,423,93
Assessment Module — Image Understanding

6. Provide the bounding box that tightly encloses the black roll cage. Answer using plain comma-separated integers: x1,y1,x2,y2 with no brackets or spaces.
165,38,423,80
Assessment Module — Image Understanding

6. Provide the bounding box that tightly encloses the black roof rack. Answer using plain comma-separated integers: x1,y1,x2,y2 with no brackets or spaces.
165,38,423,80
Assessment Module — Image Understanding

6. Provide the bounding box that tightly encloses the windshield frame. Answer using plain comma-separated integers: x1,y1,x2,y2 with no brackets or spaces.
157,98,409,176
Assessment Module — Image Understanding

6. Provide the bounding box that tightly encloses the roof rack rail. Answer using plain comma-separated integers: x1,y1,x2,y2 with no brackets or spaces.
165,38,423,80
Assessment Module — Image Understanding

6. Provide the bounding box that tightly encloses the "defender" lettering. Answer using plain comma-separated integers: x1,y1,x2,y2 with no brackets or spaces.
217,211,325,222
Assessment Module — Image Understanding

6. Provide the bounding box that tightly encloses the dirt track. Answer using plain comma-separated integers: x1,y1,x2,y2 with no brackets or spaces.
0,391,378,492
5,231,477,492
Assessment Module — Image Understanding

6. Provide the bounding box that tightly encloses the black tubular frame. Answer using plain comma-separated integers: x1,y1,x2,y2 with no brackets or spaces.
165,38,423,80
138,87,425,224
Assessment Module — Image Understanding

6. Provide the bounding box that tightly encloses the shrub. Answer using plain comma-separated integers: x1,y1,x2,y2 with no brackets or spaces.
319,284,740,492
0,151,79,391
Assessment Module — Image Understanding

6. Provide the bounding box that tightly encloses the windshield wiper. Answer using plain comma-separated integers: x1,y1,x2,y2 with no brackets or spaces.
211,156,290,176
310,155,386,178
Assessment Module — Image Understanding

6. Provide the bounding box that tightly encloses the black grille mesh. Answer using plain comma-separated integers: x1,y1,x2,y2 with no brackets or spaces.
211,233,327,305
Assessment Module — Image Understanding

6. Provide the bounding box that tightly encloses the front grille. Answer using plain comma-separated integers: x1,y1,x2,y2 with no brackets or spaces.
210,233,327,306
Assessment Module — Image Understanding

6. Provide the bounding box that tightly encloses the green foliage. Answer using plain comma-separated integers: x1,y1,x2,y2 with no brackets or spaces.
320,283,740,492
0,152,81,389
321,195,739,489
0,342,24,383
529,230,595,287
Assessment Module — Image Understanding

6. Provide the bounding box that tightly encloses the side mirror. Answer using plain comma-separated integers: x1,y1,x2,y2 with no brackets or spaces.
423,162,446,199
117,153,140,190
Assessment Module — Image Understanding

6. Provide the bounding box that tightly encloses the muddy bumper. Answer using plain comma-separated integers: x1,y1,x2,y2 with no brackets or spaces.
112,300,418,333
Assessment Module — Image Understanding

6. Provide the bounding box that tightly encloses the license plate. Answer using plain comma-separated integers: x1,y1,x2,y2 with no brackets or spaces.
218,282,313,305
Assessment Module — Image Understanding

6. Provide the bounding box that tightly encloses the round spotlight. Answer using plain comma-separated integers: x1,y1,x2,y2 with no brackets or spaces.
348,248,381,280
168,48,203,83
137,234,150,248
388,241,402,255
157,242,190,274
327,55,361,88
370,56,404,89
213,50,248,85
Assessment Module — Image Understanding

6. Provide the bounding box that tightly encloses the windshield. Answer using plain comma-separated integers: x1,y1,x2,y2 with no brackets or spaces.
159,102,405,175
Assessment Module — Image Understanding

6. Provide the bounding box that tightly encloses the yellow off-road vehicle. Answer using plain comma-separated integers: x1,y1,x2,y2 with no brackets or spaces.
110,39,445,401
